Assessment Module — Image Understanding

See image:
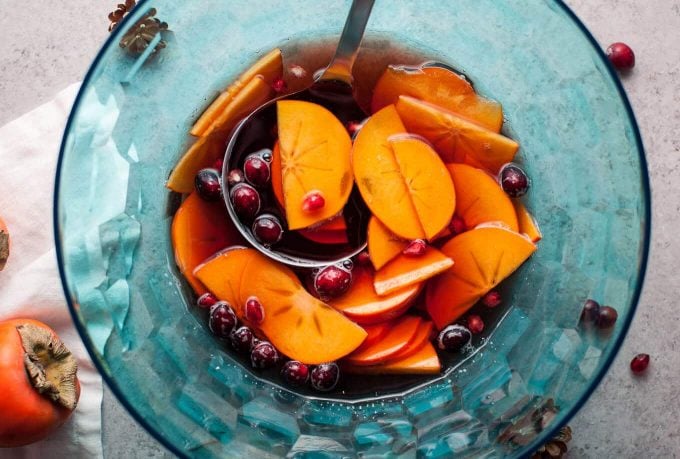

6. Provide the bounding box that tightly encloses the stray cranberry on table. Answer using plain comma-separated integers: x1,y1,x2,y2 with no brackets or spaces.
606,42,635,71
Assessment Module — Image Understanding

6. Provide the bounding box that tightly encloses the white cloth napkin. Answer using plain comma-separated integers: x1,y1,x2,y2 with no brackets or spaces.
0,84,103,459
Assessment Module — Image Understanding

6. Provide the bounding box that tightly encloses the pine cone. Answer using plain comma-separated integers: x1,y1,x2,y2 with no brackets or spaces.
108,0,137,32
531,426,573,459
119,9,169,56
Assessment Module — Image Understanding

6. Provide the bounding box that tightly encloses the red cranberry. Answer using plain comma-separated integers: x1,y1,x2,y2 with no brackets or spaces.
310,362,340,392
597,306,618,329
499,164,530,197
356,250,371,266
245,296,265,325
437,324,472,352
467,315,484,334
606,42,635,70
449,215,466,235
403,239,427,257
630,353,650,374
482,290,502,308
347,119,367,139
281,360,310,387
243,152,271,188
313,265,352,299
212,157,224,172
230,183,260,221
195,168,222,201
302,191,325,213
229,326,254,353
580,299,601,325
272,77,287,93
197,292,218,309
227,168,245,187
208,302,237,339
250,341,279,369
252,214,283,246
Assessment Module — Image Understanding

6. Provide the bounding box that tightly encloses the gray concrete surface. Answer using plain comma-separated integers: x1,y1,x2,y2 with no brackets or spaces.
1,1,678,457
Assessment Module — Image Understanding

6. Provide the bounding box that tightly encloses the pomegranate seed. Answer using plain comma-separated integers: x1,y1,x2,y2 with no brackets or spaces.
597,306,618,329
230,183,260,221
356,250,371,266
302,191,325,213
288,64,307,79
437,324,471,352
580,299,601,326
243,152,271,188
281,360,310,387
310,362,340,392
499,164,530,197
194,168,222,201
467,315,484,334
403,239,427,257
314,265,352,299
482,290,502,308
208,302,237,339
606,42,635,70
630,353,650,374
252,214,283,246
272,77,287,93
227,168,245,187
230,326,254,353
250,341,279,369
449,215,466,235
197,293,218,309
245,296,265,325
212,157,224,172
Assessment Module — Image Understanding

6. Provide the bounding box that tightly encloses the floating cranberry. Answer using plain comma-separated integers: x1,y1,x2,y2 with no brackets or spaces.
467,315,485,334
580,299,601,325
243,152,271,188
499,164,530,197
310,362,340,392
314,265,352,298
403,239,427,257
230,183,260,221
630,353,650,374
197,292,218,309
281,360,310,387
245,296,265,325
208,302,237,339
230,326,254,354
597,306,618,329
356,250,371,266
449,215,466,235
252,214,283,246
212,157,224,172
606,42,635,70
302,191,325,213
227,168,245,187
437,324,472,352
195,168,222,201
272,77,287,93
250,341,279,369
482,290,502,308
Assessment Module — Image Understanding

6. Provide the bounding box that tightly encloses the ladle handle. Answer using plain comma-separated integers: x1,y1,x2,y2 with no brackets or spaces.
318,0,375,84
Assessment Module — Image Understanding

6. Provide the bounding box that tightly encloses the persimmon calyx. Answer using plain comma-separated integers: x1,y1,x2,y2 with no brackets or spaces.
17,324,78,410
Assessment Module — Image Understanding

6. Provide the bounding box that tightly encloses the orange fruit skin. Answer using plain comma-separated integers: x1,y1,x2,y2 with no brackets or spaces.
374,247,454,296
344,315,421,366
343,341,441,375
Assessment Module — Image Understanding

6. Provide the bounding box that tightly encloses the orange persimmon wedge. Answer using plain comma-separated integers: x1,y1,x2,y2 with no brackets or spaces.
447,163,519,232
171,193,246,294
374,247,453,296
277,100,353,229
426,227,536,329
191,48,282,137
344,341,441,375
329,266,420,324
513,200,542,243
367,216,408,270
395,96,519,173
196,248,367,364
386,320,433,362
371,63,503,132
344,315,421,366
193,246,252,314
359,322,392,350
353,106,455,240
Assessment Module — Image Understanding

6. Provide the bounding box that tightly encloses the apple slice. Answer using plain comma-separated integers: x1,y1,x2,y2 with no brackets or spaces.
374,247,453,296
395,96,519,173
191,48,282,137
426,227,536,329
353,105,456,240
344,315,421,366
171,193,246,294
329,265,420,324
277,100,353,230
343,341,441,375
448,163,519,232
371,63,503,132
513,200,542,243
367,216,408,270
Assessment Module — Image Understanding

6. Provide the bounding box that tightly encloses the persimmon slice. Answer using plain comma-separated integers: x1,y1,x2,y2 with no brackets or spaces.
344,341,441,375
513,200,542,243
344,315,421,366
374,247,453,296
367,216,408,270
193,246,252,314
386,320,433,362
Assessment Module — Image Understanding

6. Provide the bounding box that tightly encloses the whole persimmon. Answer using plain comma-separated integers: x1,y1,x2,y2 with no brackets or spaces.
0,319,80,447
0,217,8,271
